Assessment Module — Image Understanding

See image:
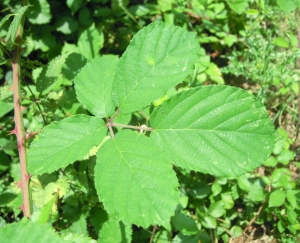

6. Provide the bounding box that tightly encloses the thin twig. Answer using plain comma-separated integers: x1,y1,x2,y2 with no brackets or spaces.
149,225,158,243
106,118,115,138
111,108,120,121
243,200,267,235
26,84,47,125
111,123,153,131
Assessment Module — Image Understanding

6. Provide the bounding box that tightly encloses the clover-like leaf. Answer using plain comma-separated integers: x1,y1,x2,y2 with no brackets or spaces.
112,21,200,114
150,85,276,177
94,130,179,228
28,115,107,175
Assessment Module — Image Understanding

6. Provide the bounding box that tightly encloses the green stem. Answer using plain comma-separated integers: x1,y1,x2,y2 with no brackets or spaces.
12,0,31,218
111,123,153,131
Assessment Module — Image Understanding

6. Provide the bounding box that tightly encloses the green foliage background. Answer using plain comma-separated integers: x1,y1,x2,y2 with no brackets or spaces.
0,0,299,242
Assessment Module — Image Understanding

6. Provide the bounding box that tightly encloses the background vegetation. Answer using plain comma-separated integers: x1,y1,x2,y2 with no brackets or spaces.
0,0,299,242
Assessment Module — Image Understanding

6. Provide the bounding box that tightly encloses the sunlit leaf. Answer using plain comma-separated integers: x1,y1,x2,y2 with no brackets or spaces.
28,115,107,175
150,85,275,177
112,21,200,114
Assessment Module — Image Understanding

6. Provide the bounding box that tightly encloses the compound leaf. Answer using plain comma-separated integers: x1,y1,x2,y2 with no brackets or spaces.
28,115,107,175
112,21,200,114
94,130,179,228
150,85,275,177
74,55,118,118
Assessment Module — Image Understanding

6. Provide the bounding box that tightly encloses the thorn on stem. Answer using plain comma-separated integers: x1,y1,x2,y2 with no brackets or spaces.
7,127,17,136
17,181,22,188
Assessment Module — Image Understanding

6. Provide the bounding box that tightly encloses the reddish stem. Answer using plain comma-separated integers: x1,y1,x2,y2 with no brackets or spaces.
11,2,31,218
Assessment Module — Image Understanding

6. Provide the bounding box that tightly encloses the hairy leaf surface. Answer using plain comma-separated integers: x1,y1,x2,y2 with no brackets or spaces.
94,130,179,228
150,85,275,177
5,6,29,50
75,55,118,118
112,21,200,114
28,115,107,175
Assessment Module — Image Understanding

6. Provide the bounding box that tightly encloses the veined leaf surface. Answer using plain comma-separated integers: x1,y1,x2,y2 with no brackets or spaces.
28,115,107,175
0,220,67,243
150,85,276,177
94,130,179,228
75,55,118,118
112,21,200,114
36,52,71,95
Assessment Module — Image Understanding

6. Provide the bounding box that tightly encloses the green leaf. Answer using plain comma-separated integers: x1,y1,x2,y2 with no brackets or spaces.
269,190,286,207
78,23,104,60
5,6,29,50
172,233,199,243
0,219,68,243
208,201,225,217
36,52,71,94
94,130,179,228
28,115,107,175
273,37,289,48
226,0,249,14
0,100,13,118
277,150,295,165
98,219,132,243
67,0,83,15
55,17,79,34
286,190,297,208
211,182,222,196
112,21,200,114
0,14,13,30
74,55,118,118
248,179,265,202
61,232,97,243
237,174,251,191
150,85,275,177
27,0,52,24
201,216,217,229
171,212,199,235
31,197,56,223
277,0,298,13
221,193,234,209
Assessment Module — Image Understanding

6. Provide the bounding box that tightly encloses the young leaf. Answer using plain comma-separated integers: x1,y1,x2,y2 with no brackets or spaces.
74,55,118,118
112,21,200,114
150,85,275,177
269,190,286,207
36,52,71,94
28,115,107,175
94,130,179,228
5,6,29,50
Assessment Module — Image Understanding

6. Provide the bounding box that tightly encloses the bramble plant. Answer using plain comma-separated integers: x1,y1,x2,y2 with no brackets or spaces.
26,22,275,230
4,1,300,241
